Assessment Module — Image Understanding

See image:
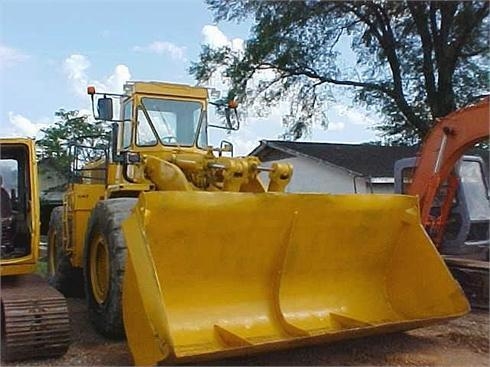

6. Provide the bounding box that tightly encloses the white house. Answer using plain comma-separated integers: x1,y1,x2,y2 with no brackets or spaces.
249,140,418,194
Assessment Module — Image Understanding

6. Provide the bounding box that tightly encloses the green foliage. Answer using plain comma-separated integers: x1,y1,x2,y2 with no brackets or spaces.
190,1,489,144
37,109,108,175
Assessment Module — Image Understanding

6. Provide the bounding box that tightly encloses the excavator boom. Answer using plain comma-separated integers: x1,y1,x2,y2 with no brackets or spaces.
396,97,489,309
408,97,489,224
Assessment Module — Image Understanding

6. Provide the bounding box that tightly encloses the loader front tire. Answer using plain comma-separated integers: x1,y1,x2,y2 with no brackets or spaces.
47,206,84,297
83,198,137,339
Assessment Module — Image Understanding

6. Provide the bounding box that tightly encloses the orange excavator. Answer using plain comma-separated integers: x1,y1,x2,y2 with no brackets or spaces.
395,97,489,308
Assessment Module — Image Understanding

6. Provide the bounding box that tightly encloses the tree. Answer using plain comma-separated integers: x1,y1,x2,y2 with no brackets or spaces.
37,109,109,175
190,1,489,144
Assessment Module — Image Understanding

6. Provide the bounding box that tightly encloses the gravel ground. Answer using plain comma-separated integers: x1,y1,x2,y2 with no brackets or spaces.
3,297,489,366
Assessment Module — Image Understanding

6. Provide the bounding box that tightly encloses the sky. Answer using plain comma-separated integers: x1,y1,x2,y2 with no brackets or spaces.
0,0,380,155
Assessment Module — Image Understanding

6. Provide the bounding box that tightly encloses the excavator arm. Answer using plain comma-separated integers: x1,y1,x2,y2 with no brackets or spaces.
402,97,489,309
408,97,489,233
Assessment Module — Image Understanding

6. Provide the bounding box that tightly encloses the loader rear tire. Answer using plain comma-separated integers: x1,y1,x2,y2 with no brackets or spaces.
83,198,137,339
47,206,84,297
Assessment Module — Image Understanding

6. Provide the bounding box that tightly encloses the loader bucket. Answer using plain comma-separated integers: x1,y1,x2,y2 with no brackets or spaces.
121,192,469,365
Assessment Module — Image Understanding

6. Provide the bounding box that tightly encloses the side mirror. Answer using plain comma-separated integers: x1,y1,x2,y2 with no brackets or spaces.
219,140,234,157
97,97,114,121
208,99,240,131
225,100,239,130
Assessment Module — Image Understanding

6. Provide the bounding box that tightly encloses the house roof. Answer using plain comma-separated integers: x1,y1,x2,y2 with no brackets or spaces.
250,140,489,178
249,140,419,177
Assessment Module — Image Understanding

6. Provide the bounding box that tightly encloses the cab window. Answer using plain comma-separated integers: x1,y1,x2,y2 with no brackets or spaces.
121,102,132,149
136,108,158,146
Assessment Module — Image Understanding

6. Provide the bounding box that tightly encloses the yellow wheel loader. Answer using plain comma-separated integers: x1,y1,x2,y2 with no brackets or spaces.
48,81,469,365
0,138,70,362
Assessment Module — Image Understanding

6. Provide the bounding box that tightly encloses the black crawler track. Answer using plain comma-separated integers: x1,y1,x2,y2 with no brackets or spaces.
444,256,489,310
1,274,70,361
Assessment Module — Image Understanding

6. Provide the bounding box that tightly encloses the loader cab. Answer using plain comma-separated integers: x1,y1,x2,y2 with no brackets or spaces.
91,82,238,159
107,82,211,155
119,98,206,149
132,97,208,148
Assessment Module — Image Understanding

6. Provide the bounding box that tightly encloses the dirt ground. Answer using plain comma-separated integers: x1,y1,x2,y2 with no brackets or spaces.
4,297,489,366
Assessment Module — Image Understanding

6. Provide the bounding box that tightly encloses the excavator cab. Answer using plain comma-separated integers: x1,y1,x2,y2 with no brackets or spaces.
0,142,34,261
1,138,70,362
455,157,490,249
395,155,490,259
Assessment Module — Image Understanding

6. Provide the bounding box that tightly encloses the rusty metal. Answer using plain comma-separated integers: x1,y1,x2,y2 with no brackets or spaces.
444,256,489,309
1,274,70,361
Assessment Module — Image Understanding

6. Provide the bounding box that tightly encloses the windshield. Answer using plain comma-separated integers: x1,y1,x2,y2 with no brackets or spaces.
460,160,490,221
138,98,207,147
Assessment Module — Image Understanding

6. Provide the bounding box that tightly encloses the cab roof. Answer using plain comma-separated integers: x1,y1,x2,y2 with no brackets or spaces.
123,81,208,100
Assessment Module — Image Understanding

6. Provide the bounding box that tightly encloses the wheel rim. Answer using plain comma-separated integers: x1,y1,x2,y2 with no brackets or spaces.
89,233,110,304
47,231,57,277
